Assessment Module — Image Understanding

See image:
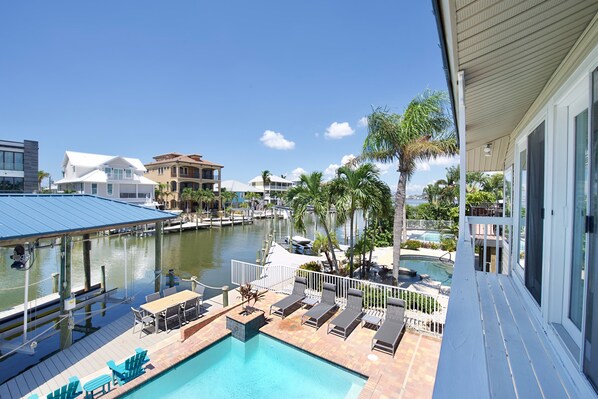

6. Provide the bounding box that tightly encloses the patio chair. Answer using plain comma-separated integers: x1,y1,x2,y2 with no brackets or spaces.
45,376,83,399
163,286,177,296
301,283,338,329
145,292,161,303
181,298,199,323
131,307,155,337
269,276,307,319
159,304,181,332
327,288,364,339
107,348,150,386
371,297,406,357
194,284,205,312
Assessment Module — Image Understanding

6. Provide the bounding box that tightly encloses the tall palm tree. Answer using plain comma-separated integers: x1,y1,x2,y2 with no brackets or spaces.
362,179,393,277
220,189,237,214
155,182,169,204
286,172,339,271
261,170,271,203
38,170,50,191
359,90,457,284
332,163,382,277
194,188,216,219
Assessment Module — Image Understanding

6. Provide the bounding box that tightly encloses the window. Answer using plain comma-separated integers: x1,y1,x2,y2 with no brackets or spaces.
104,167,112,178
92,183,98,195
125,169,132,179
0,177,24,192
518,148,527,269
113,169,123,180
4,152,13,170
0,151,3,169
107,183,113,195
14,153,23,171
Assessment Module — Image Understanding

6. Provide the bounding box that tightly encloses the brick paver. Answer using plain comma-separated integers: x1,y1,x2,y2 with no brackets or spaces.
100,291,441,399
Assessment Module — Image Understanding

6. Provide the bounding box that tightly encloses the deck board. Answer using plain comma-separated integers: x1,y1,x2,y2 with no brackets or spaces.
486,273,543,398
499,275,573,398
476,272,517,398
0,310,181,398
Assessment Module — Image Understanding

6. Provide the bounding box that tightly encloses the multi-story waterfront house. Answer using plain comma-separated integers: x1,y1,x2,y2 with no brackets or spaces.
432,1,598,397
248,174,293,205
0,139,38,193
144,153,223,210
55,151,157,204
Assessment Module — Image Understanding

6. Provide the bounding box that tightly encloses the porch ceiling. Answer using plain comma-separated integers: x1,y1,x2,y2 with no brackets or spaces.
436,0,598,171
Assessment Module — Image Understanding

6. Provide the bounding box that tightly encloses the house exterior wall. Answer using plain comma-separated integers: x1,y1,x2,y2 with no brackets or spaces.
0,139,38,193
499,24,598,395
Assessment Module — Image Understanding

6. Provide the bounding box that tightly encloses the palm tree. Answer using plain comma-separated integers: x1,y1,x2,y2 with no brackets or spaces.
423,183,443,205
181,187,195,212
38,170,50,191
359,90,457,284
362,179,393,277
332,163,382,277
261,170,271,203
155,182,169,205
220,189,237,215
312,231,339,269
194,189,215,220
286,172,339,271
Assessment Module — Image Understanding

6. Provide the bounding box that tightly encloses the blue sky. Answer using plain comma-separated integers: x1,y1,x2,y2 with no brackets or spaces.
0,1,458,195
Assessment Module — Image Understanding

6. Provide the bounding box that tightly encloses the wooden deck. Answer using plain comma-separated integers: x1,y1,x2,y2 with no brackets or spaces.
0,299,224,399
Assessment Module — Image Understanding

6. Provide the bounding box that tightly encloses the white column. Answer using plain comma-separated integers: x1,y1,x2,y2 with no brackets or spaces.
458,71,467,241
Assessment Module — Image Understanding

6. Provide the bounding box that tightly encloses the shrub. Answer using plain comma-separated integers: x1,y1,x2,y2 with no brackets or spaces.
440,237,457,252
299,261,322,272
402,240,422,250
397,291,440,314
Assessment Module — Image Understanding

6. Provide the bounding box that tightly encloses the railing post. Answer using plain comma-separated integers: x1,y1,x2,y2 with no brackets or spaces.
100,265,106,293
168,269,175,288
222,285,229,307
52,272,60,293
191,276,197,292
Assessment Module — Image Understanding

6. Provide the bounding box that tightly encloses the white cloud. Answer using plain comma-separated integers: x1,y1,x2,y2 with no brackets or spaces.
288,167,307,181
406,183,425,195
374,162,392,175
416,161,431,171
357,116,368,128
325,122,355,139
415,155,459,172
341,154,356,166
323,163,340,180
260,130,295,150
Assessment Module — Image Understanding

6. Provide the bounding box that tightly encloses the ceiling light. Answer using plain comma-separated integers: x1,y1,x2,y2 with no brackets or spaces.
484,143,492,157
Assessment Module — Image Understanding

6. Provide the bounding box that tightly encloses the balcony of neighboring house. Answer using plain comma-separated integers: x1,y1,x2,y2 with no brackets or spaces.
178,166,201,179
434,216,588,398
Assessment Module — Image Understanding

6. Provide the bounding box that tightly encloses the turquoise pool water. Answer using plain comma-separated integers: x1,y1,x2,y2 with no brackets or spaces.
120,334,366,399
401,257,453,286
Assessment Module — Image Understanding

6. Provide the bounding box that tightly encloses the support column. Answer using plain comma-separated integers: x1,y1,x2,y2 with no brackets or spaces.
60,235,72,349
83,234,91,292
457,71,468,241
154,221,163,293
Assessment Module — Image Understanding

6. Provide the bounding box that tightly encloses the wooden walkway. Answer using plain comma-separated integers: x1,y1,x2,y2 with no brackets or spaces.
0,309,184,398
476,272,579,398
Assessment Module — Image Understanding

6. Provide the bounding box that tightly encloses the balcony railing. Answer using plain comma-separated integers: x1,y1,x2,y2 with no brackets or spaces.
406,219,453,231
119,193,149,199
231,260,447,337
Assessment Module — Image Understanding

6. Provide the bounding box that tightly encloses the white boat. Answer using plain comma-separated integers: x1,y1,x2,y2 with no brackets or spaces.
291,235,311,245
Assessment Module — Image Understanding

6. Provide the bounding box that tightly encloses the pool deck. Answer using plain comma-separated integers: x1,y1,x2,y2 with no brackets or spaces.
99,291,442,399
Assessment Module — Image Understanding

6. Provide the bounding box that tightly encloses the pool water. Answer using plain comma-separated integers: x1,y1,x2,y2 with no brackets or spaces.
401,257,453,286
419,231,442,242
120,334,366,399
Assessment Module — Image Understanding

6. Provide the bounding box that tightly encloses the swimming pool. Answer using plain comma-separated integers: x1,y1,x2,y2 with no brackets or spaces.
120,334,366,399
400,256,453,286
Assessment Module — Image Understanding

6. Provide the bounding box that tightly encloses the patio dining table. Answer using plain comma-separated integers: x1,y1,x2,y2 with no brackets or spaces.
140,289,200,334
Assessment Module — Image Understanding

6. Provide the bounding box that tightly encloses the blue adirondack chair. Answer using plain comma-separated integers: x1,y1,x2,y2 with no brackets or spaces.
45,376,82,399
107,348,150,386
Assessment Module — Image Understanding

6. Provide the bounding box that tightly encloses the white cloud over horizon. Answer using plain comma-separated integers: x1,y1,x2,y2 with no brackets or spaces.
357,116,368,128
288,167,307,181
260,130,295,150
325,122,354,139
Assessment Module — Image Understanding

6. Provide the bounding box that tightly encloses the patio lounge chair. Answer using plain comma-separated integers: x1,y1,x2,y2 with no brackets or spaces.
327,288,364,339
163,286,177,296
301,283,338,329
269,276,307,318
45,376,83,399
371,297,406,357
107,348,150,386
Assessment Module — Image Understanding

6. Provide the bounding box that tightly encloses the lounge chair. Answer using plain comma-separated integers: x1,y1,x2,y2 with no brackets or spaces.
269,276,307,318
327,288,364,339
131,307,155,337
371,298,406,356
45,376,83,399
145,292,160,303
301,283,338,329
163,286,177,296
107,348,149,386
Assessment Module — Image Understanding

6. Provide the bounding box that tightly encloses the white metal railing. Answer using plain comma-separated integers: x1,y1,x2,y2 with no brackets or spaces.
231,260,447,337
466,216,513,275
406,219,453,231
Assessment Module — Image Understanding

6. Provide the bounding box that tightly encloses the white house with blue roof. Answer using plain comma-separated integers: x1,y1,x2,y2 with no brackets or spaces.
55,151,157,205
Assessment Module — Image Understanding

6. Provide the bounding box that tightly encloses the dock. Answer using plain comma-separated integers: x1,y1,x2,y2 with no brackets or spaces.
163,217,253,233
0,297,226,399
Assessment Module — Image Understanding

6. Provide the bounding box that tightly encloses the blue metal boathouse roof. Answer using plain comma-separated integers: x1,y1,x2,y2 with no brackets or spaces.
0,194,175,244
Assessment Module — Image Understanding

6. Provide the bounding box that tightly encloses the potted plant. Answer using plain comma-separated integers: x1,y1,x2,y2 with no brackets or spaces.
237,283,265,315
